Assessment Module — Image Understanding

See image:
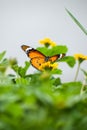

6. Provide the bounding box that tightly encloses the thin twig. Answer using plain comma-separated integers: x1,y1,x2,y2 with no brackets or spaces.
74,62,80,81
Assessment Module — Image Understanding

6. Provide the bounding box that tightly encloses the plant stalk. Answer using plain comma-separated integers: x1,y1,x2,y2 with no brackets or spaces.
80,75,87,95
74,62,80,81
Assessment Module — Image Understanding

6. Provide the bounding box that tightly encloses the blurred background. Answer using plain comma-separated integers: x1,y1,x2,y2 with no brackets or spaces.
0,0,87,81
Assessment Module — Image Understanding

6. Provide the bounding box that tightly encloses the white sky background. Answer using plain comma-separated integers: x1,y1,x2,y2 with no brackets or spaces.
0,0,87,82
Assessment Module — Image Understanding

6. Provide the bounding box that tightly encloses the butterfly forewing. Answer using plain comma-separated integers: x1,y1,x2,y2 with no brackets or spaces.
21,45,45,59
21,45,30,51
61,53,66,58
28,50,45,59
49,54,66,62
49,55,60,62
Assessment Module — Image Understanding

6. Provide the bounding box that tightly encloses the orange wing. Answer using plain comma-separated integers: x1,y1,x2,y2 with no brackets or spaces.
28,50,45,59
30,57,45,71
21,45,45,59
49,53,65,62
48,55,60,62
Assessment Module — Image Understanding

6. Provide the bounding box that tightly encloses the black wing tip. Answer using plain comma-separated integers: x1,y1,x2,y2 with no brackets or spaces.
21,45,28,47
21,45,30,51
21,45,24,48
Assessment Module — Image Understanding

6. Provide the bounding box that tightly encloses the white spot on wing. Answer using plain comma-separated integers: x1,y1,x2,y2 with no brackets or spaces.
59,54,62,59
25,47,32,54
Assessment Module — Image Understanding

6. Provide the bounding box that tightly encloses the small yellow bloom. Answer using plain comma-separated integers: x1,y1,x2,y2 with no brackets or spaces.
39,61,58,71
50,62,58,69
39,38,57,47
74,53,87,60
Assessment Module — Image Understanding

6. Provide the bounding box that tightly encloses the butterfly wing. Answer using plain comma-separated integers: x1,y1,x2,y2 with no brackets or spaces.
30,57,45,71
49,54,66,62
21,45,30,51
21,45,46,70
48,55,60,62
28,50,45,59
21,45,45,59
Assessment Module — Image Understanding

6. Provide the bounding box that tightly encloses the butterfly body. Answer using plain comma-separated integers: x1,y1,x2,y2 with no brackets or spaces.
21,45,65,70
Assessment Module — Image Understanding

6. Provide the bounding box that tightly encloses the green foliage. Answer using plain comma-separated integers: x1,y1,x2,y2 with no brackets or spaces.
0,51,6,61
0,51,8,73
59,56,76,67
50,68,62,75
12,61,30,77
37,45,68,56
0,48,87,130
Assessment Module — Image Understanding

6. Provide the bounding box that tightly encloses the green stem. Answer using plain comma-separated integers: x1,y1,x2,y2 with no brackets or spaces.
74,62,80,81
80,76,87,95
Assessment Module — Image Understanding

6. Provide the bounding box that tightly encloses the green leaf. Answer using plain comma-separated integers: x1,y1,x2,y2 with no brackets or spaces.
18,61,30,77
37,45,68,56
66,8,87,35
61,81,82,100
58,56,76,67
51,69,62,75
12,61,30,77
0,58,9,73
0,51,6,61
52,77,61,86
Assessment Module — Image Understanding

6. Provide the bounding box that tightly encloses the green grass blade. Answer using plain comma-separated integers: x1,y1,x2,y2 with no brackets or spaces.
66,8,87,35
0,51,6,61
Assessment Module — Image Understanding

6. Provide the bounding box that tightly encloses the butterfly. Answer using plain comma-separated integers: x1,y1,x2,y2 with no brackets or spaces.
21,45,65,71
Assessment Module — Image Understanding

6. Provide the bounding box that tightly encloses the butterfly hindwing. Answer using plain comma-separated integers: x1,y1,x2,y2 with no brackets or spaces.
30,57,45,70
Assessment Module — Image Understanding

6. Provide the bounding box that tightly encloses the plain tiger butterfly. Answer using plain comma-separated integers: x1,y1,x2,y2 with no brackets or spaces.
21,45,65,71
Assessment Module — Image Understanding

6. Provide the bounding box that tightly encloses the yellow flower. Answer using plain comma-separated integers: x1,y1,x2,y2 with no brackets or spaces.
39,38,57,47
39,61,58,71
74,53,87,63
74,53,87,60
